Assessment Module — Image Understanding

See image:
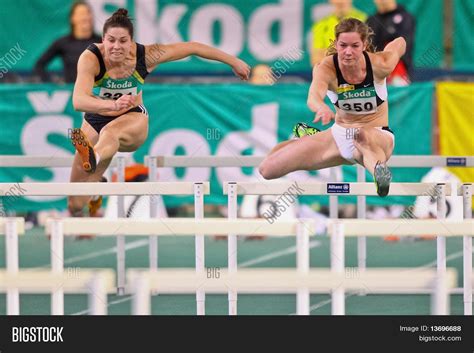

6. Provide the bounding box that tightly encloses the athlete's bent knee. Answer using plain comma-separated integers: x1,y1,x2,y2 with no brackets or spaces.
67,197,84,216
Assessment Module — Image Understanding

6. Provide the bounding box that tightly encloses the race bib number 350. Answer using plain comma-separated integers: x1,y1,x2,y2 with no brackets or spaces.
338,87,377,115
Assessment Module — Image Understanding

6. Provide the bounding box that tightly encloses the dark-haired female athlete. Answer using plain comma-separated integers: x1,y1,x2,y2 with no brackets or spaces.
69,8,250,217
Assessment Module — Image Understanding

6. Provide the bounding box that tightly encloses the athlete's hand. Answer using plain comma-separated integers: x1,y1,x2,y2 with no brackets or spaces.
113,94,136,111
313,105,334,125
231,58,251,81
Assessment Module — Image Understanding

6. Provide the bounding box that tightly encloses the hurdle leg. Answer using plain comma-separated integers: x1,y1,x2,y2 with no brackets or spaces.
462,184,472,315
432,272,449,315
6,218,19,315
88,274,107,315
356,165,367,275
148,157,158,274
194,183,205,315
132,274,151,315
50,219,64,315
296,222,310,315
331,221,345,315
227,182,238,315
329,165,339,221
436,184,447,273
116,157,126,295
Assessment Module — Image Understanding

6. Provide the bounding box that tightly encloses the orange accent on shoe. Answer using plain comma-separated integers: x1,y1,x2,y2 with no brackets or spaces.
88,196,103,217
70,128,96,173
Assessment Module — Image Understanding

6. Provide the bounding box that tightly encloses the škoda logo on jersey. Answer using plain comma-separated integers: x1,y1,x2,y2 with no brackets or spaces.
105,80,133,89
341,88,376,100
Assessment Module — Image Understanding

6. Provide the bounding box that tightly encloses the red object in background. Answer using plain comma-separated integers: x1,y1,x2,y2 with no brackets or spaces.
387,60,410,86
111,164,150,182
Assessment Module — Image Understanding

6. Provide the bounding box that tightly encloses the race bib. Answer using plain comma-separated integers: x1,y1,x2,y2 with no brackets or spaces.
98,86,137,100
337,86,377,115
98,78,138,100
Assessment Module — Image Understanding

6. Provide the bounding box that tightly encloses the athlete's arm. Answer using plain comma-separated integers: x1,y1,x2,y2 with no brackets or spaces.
72,51,134,113
307,56,335,125
373,37,407,78
145,42,250,80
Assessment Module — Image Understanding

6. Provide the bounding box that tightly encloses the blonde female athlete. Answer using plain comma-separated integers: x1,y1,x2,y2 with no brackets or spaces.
69,8,250,217
259,18,406,197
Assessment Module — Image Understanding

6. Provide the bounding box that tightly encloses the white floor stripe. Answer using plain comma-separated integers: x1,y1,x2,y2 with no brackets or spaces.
239,240,321,268
406,249,470,271
37,239,149,268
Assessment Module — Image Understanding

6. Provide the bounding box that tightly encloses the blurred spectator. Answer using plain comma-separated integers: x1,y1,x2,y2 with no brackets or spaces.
367,0,415,85
310,0,367,66
34,1,101,83
249,64,276,85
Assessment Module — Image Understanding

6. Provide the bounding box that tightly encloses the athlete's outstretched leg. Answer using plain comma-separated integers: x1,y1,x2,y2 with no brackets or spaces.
353,127,394,197
259,129,348,179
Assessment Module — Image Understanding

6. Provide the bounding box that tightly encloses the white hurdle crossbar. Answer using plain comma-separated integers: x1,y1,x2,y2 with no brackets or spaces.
0,181,205,196
223,181,451,196
0,218,25,315
129,268,458,315
0,269,115,315
328,219,474,315
46,218,316,315
0,181,209,296
1,154,469,169
0,155,120,168
153,155,263,167
151,155,474,168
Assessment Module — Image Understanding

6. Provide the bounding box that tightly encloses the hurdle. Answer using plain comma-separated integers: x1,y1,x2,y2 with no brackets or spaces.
128,268,458,315
0,269,115,315
0,217,25,315
153,154,472,271
45,217,316,315
458,183,473,315
151,155,474,168
0,155,120,168
0,181,210,296
328,219,474,315
153,155,263,167
223,181,453,310
355,156,473,272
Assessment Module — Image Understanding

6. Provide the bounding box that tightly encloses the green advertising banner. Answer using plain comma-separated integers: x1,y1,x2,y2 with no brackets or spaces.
453,0,474,70
0,0,444,76
0,82,433,212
